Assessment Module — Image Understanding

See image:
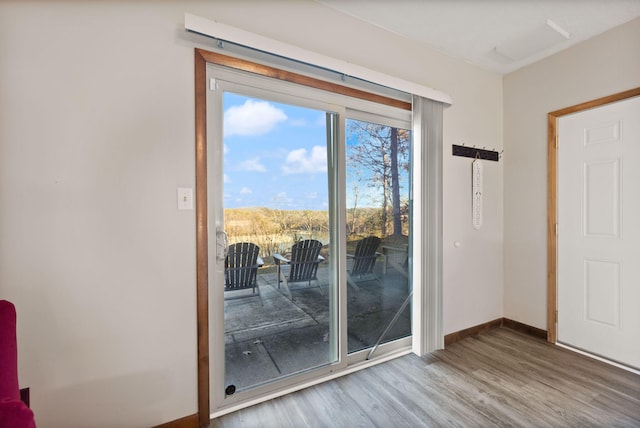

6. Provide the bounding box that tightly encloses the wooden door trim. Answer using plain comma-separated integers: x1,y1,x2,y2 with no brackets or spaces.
547,87,640,344
195,49,411,111
195,49,210,428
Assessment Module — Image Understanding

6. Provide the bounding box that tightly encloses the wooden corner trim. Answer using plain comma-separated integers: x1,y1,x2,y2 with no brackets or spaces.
444,318,548,346
502,318,547,340
153,413,199,428
444,318,503,346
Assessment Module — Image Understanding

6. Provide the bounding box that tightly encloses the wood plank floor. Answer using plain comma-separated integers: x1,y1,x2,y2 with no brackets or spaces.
212,327,640,427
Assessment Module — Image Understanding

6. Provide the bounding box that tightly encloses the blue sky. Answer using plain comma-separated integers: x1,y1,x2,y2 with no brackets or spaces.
223,92,329,210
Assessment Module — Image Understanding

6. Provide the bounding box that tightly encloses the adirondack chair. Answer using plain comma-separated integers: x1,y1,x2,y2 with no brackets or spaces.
224,242,263,306
273,239,324,300
346,236,381,293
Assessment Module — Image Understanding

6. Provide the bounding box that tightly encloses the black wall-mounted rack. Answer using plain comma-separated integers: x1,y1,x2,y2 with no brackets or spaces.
452,144,500,162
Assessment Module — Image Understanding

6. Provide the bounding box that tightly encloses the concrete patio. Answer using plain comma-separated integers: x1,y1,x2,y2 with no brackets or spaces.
223,261,411,392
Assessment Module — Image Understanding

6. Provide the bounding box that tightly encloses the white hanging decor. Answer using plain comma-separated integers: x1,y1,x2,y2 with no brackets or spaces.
472,159,483,230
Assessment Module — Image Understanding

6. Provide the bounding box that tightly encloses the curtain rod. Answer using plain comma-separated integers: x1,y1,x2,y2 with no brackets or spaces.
185,13,452,106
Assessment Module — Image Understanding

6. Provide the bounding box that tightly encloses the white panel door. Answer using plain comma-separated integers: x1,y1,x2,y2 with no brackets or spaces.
558,96,640,370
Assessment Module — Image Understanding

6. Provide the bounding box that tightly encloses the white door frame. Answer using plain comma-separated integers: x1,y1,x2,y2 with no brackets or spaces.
547,87,640,344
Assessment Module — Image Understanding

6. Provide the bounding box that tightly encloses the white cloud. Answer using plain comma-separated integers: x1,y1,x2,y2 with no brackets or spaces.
224,99,287,137
282,145,327,174
273,191,293,205
224,174,231,183
238,158,267,172
289,118,308,127
306,192,318,199
240,187,252,195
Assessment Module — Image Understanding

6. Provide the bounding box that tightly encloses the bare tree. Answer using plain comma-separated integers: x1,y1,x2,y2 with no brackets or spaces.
390,127,401,235
347,121,410,236
348,180,360,235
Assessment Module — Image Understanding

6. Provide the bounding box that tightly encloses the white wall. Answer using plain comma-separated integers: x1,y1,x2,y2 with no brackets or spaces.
0,3,199,427
0,1,503,426
503,17,640,329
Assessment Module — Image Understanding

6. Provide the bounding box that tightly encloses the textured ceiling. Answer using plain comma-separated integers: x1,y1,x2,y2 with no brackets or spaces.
317,0,640,74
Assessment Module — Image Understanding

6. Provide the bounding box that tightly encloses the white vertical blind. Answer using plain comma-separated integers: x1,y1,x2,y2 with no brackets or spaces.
412,95,445,354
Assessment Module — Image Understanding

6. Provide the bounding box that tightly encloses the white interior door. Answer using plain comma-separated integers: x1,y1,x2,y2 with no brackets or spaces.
558,95,640,370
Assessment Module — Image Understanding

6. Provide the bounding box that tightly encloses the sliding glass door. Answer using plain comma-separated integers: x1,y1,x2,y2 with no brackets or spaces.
206,64,413,411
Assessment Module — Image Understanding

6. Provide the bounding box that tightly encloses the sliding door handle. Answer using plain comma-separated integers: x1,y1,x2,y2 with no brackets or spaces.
216,229,228,261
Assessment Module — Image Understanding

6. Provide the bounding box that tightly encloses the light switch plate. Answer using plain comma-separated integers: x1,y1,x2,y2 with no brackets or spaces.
177,187,193,210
